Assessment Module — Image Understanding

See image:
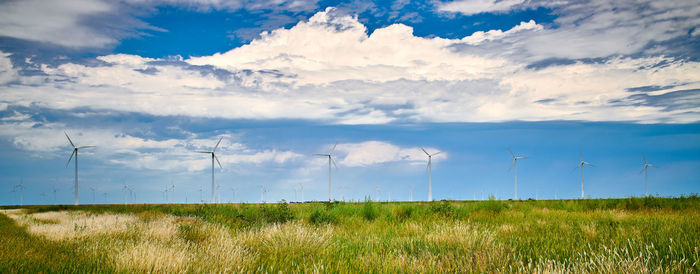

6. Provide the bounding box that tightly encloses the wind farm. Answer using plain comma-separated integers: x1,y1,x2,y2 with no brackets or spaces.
1,0,699,272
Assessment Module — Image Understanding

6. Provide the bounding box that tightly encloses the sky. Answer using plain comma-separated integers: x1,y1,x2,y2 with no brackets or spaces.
0,0,699,205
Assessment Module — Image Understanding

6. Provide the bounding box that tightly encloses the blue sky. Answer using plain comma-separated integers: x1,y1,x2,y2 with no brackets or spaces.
0,0,699,205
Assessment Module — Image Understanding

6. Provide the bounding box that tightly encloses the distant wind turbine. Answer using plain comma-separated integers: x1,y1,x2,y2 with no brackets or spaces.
89,186,96,204
122,182,133,205
641,155,656,196
260,184,267,203
196,137,223,203
65,132,95,206
409,185,414,202
574,152,594,199
52,185,59,204
421,147,441,202
15,179,25,206
315,143,338,202
508,148,528,200
375,183,381,202
299,183,304,202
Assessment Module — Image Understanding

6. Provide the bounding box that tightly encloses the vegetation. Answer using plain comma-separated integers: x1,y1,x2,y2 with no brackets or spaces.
1,195,699,272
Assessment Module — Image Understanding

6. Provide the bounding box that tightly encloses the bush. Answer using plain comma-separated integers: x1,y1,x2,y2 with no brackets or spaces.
308,208,337,225
429,200,455,217
361,200,379,221
261,201,294,224
393,205,415,221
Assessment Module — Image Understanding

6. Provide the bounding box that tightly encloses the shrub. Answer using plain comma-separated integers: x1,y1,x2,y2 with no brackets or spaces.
262,201,294,224
393,205,415,221
308,208,337,225
361,200,379,221
429,200,455,217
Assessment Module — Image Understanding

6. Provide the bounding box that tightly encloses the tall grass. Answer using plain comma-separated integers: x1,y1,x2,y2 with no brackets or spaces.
1,195,699,272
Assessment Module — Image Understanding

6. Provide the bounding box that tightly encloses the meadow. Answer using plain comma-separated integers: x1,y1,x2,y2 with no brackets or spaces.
1,196,699,273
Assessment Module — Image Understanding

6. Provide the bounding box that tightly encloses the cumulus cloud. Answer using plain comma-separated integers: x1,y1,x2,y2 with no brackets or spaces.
438,0,526,16
0,0,118,48
335,141,445,167
0,5,699,125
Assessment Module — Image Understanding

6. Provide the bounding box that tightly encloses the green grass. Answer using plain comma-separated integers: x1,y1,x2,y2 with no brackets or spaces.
2,195,699,272
0,212,111,273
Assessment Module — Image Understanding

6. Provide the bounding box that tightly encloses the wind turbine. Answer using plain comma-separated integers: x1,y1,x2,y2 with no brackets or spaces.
508,148,527,200
299,183,304,202
89,186,96,204
14,179,25,206
259,184,267,203
640,155,656,196
409,185,414,202
216,184,222,204
198,185,203,203
421,147,441,202
52,185,59,204
196,137,223,203
230,187,236,203
337,185,345,201
163,183,175,203
315,143,338,202
122,182,132,205
574,152,594,199
375,183,381,202
65,132,95,206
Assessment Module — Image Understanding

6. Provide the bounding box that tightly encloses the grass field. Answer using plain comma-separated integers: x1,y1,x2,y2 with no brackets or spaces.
1,196,699,273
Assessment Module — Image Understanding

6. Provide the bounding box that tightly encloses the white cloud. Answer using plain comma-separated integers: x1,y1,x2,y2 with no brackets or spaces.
188,7,512,85
0,0,115,48
0,4,699,125
335,141,445,167
0,112,304,171
438,0,526,15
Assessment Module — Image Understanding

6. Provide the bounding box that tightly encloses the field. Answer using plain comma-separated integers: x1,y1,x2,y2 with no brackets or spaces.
1,196,699,273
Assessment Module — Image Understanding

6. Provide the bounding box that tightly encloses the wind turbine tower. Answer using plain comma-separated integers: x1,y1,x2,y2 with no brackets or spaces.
641,155,656,196
299,183,304,202
196,137,223,203
65,132,95,206
89,186,96,204
508,148,527,200
15,179,25,206
315,143,338,202
574,152,594,199
421,148,441,202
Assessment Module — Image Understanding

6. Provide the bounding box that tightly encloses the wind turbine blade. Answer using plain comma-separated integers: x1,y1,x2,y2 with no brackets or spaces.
507,147,514,158
214,154,222,169
331,156,338,169
77,145,95,149
314,154,330,156
584,162,594,167
643,155,647,165
509,159,515,171
195,151,212,154
66,150,76,167
329,143,337,154
573,164,581,171
639,167,646,174
431,151,442,156
579,151,583,162
648,164,657,168
213,137,223,152
65,132,76,148
421,147,429,156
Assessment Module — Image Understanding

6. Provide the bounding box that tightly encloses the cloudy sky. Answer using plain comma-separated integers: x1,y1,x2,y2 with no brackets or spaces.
1,0,699,205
